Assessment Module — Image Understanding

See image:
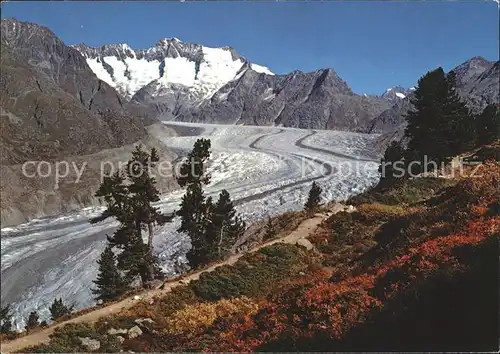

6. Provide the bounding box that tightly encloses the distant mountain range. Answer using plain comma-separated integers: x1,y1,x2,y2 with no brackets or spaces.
74,37,394,131
379,86,415,103
1,17,498,163
0,17,498,226
72,35,499,134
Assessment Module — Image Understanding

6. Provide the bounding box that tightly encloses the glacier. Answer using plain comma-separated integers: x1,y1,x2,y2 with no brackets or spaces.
0,122,381,330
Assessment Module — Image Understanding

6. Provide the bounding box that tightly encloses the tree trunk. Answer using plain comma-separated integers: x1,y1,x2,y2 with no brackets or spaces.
218,225,225,259
147,222,154,249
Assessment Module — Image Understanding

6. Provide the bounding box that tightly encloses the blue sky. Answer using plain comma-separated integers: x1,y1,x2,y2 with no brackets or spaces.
2,1,498,95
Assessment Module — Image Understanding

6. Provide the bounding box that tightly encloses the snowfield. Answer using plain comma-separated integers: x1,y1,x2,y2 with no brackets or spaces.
81,43,274,100
1,122,381,330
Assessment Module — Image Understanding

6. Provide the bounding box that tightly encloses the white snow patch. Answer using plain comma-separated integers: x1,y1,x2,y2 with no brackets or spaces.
163,57,196,86
194,46,245,99
262,88,275,101
251,63,274,75
80,43,272,100
395,92,406,99
86,58,116,88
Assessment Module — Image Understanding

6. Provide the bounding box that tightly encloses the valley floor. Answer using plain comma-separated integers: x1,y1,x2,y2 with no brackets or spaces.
0,122,380,329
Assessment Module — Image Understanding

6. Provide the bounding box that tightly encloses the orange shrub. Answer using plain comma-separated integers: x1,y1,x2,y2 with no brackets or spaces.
165,297,259,336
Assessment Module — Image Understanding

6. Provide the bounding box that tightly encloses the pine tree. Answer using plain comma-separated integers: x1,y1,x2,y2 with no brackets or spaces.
92,245,126,302
264,216,276,240
209,189,246,260
378,140,405,188
177,138,213,268
49,298,73,321
304,182,322,212
25,311,39,332
91,146,170,288
476,104,500,146
0,305,12,334
443,71,475,153
125,146,165,249
405,68,473,169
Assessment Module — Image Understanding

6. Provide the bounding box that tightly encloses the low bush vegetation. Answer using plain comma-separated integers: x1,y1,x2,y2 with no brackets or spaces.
190,243,312,300
349,177,455,206
15,163,499,353
165,296,259,336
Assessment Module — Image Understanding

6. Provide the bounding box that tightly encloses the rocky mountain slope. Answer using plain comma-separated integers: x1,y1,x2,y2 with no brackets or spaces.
0,19,176,226
173,66,393,130
0,18,158,165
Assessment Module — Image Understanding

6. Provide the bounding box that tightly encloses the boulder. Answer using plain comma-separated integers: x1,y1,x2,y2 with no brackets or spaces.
78,337,101,351
344,205,356,213
116,335,125,344
296,238,314,251
108,328,128,335
135,318,155,325
128,325,143,339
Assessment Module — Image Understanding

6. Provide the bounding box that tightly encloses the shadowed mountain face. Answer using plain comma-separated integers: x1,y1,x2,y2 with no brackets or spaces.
0,18,156,165
366,57,499,138
138,65,393,131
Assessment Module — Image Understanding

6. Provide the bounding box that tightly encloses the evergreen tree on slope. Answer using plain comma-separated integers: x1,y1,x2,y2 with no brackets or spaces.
25,311,39,332
0,305,12,334
209,189,246,260
304,182,322,212
405,68,473,169
476,104,500,146
91,146,170,287
378,140,405,188
92,244,126,302
49,298,73,321
177,138,213,268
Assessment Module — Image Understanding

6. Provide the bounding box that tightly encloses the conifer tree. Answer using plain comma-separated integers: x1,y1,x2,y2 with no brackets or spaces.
476,104,500,146
209,189,246,260
405,68,472,169
0,305,12,334
443,71,475,153
304,182,322,212
378,140,405,188
25,311,39,332
49,298,73,321
92,245,126,302
177,138,213,268
91,146,170,287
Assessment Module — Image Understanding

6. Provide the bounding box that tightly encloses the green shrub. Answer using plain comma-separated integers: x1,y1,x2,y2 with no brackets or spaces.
349,178,455,206
23,323,96,353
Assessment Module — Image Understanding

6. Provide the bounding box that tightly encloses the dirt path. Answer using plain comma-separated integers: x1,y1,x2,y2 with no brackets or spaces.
1,212,333,353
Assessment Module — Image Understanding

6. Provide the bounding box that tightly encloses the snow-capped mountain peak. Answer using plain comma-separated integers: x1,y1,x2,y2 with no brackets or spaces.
380,85,413,103
74,38,273,100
